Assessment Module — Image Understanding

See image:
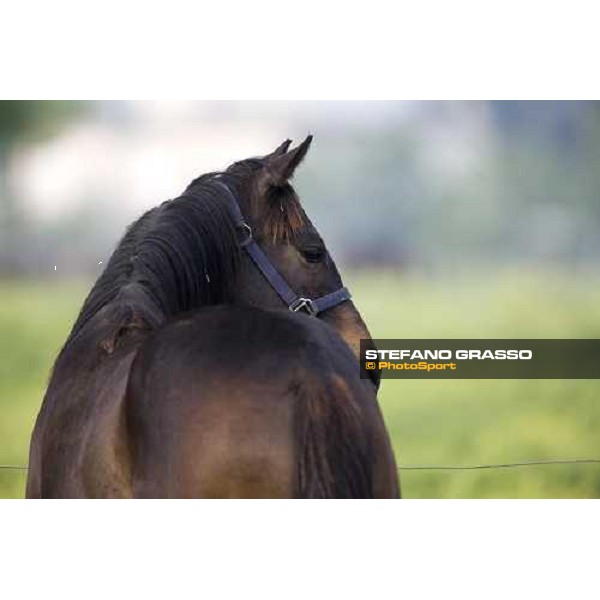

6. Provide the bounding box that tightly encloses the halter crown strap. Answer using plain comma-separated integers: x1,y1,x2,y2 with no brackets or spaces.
214,180,351,316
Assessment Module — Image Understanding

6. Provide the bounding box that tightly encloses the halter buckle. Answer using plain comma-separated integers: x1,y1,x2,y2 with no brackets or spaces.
237,223,253,247
289,297,318,316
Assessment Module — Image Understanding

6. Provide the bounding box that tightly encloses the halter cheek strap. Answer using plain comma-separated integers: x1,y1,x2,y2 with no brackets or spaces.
214,180,352,316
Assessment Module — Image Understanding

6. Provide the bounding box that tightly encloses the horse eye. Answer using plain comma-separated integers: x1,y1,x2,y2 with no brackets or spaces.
301,247,326,263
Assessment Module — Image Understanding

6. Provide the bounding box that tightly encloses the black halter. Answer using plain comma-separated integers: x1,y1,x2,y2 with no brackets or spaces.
215,180,351,316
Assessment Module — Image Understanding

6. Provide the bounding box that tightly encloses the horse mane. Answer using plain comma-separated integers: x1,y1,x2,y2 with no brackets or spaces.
66,172,244,348
63,154,308,354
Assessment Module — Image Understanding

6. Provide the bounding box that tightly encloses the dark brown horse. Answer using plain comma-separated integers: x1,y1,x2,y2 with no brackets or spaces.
26,137,399,498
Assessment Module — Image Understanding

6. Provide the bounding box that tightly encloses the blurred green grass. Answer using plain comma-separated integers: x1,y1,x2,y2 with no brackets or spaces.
347,267,600,498
1,268,600,498
0,279,91,499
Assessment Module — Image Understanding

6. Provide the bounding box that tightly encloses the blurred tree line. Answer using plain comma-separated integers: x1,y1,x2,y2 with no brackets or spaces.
0,101,86,275
1,100,600,276
297,101,600,272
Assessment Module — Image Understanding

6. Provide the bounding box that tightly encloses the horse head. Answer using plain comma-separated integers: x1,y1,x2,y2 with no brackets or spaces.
207,136,379,388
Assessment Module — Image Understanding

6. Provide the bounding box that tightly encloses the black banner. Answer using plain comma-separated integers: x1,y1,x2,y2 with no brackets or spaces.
360,339,600,379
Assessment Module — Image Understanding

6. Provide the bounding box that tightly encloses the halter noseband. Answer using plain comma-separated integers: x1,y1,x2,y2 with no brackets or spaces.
214,180,351,316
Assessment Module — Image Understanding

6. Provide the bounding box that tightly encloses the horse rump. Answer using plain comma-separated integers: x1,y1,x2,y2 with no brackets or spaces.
124,306,398,499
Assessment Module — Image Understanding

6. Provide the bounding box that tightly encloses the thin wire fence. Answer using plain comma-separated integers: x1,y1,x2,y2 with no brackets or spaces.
2,458,600,473
397,458,600,471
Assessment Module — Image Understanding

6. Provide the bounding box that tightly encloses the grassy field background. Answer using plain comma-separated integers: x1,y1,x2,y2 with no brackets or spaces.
1,268,600,498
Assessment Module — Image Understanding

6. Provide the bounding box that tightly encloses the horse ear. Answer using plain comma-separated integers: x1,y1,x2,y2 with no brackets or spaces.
260,135,313,189
266,139,292,159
